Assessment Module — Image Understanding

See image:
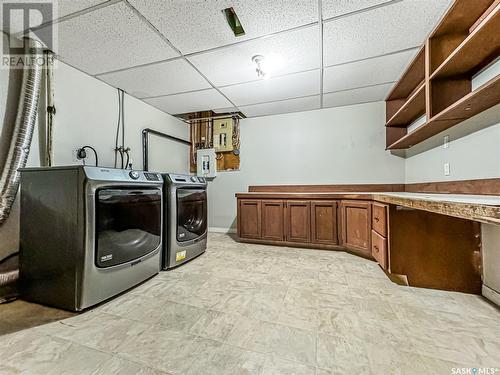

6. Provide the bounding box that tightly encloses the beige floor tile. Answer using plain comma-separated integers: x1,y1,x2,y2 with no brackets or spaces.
0,332,110,374
188,309,241,342
316,332,370,373
116,326,221,374
261,356,316,375
185,344,266,375
92,356,169,375
38,311,149,353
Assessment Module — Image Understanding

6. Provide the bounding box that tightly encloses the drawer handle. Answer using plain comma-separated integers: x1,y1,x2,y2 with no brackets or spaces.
374,217,380,222
373,245,379,253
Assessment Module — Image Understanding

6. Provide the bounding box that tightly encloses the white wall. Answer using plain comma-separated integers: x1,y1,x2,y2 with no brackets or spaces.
0,57,189,260
405,121,500,183
51,60,189,171
405,61,500,183
208,101,406,231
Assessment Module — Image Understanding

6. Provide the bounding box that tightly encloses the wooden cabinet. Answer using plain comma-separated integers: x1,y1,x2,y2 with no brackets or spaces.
372,203,388,237
285,201,311,243
238,199,261,239
341,201,372,256
371,203,389,269
386,0,500,150
311,201,338,245
371,230,388,269
261,200,284,241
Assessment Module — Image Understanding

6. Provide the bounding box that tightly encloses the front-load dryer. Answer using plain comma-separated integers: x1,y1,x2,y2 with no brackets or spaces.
162,173,207,269
19,166,163,311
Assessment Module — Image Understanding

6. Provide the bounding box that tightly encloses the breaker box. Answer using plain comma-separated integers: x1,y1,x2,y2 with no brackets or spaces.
213,118,233,152
196,148,217,178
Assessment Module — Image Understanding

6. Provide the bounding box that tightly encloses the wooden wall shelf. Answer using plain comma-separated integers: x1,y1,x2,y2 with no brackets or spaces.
387,75,500,149
431,3,500,79
386,83,426,127
385,0,500,150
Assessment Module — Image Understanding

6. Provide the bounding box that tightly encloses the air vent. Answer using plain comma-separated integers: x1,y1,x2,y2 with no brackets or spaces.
223,7,245,37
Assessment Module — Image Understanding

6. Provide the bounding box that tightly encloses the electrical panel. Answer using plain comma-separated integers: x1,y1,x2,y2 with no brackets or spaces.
196,148,217,178
213,118,233,152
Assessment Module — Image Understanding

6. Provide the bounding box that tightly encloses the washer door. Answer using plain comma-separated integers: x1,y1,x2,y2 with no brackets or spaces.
95,188,161,267
176,188,207,242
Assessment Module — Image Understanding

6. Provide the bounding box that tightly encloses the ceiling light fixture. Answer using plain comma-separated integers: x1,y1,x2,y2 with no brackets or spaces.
252,55,269,79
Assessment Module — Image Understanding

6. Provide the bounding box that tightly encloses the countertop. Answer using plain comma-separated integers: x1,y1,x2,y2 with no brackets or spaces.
236,191,500,224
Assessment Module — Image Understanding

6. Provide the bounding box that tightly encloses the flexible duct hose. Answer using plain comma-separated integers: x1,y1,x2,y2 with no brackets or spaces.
0,38,43,225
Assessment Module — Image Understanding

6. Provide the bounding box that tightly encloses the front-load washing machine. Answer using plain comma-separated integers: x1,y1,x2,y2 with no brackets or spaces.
19,166,163,311
162,173,207,269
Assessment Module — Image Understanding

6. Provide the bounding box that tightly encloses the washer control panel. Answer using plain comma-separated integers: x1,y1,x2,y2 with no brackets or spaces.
144,172,161,181
83,167,163,184
167,173,207,186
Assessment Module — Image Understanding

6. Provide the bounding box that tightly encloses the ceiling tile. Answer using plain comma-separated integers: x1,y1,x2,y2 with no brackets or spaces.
323,83,393,108
1,0,107,34
58,0,109,18
240,95,320,118
188,25,320,86
323,0,452,65
98,59,210,98
213,107,240,114
129,0,318,54
221,70,320,106
144,89,233,115
44,2,179,75
323,48,419,93
322,0,393,20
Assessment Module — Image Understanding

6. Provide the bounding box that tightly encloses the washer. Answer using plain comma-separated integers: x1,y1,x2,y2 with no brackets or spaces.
163,173,207,269
19,166,163,311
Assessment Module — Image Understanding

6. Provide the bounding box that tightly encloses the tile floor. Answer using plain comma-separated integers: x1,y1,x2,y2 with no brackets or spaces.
0,233,499,374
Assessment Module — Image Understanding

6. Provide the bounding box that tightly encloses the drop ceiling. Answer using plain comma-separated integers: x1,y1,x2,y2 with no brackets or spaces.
8,0,453,118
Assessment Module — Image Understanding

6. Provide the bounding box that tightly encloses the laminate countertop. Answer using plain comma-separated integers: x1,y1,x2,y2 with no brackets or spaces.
235,191,500,224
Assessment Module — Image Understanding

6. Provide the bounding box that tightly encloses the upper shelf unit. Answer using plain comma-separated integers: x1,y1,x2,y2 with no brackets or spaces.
385,0,500,150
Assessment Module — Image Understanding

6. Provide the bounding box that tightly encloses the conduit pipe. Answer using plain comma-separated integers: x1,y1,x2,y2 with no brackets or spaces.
0,38,43,225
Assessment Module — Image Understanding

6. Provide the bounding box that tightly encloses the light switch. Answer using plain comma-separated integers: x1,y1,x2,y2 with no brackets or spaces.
444,163,450,176
443,135,449,149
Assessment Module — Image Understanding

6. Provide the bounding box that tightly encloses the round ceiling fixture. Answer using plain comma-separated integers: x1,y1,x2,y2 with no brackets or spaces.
252,55,269,79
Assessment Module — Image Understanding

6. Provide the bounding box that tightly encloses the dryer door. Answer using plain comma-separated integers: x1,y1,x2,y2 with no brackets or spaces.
95,188,161,267
176,188,207,242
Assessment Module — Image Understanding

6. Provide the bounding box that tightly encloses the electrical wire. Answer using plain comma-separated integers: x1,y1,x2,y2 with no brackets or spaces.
79,145,99,166
124,149,130,169
121,90,125,168
0,252,19,265
114,88,122,168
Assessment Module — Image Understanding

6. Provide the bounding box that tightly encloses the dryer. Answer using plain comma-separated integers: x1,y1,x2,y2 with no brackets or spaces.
19,166,163,311
163,173,207,269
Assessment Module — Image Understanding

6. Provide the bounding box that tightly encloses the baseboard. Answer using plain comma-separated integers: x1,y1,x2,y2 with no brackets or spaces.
482,284,500,307
209,227,237,234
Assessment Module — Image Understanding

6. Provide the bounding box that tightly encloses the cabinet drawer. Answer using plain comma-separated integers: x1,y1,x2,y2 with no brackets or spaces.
371,230,387,270
372,203,387,236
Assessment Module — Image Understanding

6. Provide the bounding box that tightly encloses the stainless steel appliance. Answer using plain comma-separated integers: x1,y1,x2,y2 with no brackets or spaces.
19,166,163,311
163,173,207,269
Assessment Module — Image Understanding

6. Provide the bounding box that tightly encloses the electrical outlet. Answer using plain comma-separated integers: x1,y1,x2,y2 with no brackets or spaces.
444,162,450,176
72,149,80,162
443,135,449,149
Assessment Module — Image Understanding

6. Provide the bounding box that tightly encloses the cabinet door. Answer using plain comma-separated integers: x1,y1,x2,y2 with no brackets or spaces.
341,201,372,256
261,200,284,241
311,201,338,245
238,200,261,239
285,201,311,243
